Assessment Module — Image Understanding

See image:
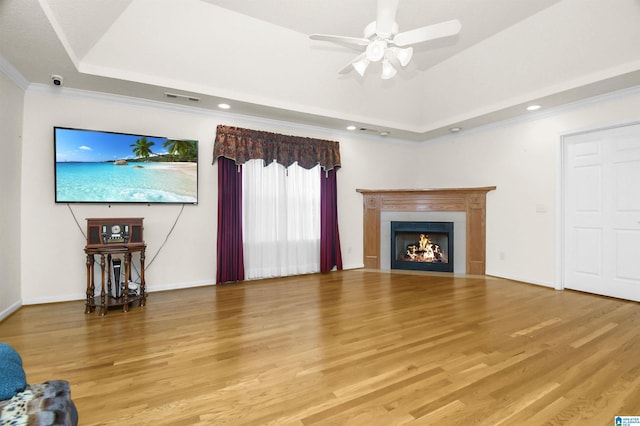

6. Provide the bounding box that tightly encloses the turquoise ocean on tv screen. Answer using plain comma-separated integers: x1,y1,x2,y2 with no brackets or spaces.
56,162,197,203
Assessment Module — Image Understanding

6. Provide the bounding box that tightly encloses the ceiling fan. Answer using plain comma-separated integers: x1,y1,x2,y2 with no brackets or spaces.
309,0,461,79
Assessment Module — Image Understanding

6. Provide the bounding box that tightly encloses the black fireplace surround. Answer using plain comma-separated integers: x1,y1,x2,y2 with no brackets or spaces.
391,221,454,272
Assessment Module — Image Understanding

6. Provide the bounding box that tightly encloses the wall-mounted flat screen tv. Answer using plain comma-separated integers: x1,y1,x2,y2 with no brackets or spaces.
54,127,198,204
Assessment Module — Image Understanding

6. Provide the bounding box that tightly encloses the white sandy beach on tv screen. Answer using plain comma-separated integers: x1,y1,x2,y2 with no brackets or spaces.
55,161,198,203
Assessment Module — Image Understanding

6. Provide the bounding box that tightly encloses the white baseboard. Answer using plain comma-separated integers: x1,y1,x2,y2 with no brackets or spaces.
486,273,556,289
0,300,22,322
23,293,85,305
342,263,365,270
22,280,216,305
19,272,368,307
146,280,214,292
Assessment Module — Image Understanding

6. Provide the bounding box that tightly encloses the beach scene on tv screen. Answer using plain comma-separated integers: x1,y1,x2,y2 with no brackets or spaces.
55,128,198,203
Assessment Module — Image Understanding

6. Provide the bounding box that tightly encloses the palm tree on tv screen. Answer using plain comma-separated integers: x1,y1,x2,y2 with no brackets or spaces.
163,139,196,162
130,137,155,160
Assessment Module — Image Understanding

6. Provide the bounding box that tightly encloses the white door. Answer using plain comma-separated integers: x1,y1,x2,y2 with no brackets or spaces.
563,123,640,301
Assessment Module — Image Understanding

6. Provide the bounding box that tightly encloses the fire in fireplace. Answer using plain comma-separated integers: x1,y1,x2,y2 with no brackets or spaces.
391,221,454,272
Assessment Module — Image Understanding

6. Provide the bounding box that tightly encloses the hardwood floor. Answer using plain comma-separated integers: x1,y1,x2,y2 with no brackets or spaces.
2,270,640,425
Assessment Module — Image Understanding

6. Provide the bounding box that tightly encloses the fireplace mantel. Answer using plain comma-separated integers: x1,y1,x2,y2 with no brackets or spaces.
357,187,496,275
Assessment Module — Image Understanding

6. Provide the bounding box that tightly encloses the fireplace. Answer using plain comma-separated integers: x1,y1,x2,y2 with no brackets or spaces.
357,187,496,274
391,221,454,272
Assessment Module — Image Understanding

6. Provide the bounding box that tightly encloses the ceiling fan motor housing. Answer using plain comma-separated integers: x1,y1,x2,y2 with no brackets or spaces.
363,20,398,39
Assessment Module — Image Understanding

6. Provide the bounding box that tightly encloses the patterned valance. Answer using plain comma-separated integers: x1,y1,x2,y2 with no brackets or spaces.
212,125,341,171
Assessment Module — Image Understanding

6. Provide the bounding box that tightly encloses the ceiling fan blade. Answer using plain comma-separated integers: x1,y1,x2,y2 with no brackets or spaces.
339,52,368,75
376,0,399,38
310,34,370,47
393,19,461,47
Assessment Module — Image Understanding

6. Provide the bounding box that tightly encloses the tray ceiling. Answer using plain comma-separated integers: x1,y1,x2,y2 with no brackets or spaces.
1,0,639,141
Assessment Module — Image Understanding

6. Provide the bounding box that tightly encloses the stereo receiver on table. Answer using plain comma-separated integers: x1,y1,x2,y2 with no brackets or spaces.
86,218,144,247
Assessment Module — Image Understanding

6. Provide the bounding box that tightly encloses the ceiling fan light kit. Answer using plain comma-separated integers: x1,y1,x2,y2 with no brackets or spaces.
366,40,387,62
392,46,413,67
381,59,397,80
352,58,370,77
310,0,461,80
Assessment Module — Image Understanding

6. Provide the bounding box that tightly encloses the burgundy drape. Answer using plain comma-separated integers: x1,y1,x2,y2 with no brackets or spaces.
214,124,343,280
320,169,343,272
216,157,244,284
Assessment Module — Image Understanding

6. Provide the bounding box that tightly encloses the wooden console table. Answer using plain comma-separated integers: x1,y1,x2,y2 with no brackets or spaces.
84,217,147,315
84,244,147,315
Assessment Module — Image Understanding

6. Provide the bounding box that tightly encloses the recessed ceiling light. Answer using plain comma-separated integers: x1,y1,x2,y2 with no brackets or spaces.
379,131,390,137
218,103,231,109
526,104,541,111
346,125,356,131
449,127,462,133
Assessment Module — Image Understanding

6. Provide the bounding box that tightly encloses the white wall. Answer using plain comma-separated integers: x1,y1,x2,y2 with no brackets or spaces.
21,89,223,303
0,71,24,319
415,86,640,286
16,81,640,304
19,86,421,303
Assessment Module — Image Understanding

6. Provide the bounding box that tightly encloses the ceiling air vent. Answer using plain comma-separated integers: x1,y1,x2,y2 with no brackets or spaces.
359,127,390,137
164,92,200,102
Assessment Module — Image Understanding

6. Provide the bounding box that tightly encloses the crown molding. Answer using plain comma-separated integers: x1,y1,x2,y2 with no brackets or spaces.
0,54,29,90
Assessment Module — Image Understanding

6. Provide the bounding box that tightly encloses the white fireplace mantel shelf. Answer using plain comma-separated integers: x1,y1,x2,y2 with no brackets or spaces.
356,187,496,275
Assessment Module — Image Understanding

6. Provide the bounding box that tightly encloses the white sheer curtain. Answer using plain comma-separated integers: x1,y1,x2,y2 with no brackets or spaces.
242,159,320,280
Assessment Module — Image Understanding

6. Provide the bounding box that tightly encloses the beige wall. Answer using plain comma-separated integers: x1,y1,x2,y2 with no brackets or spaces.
0,72,24,319
12,82,640,305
